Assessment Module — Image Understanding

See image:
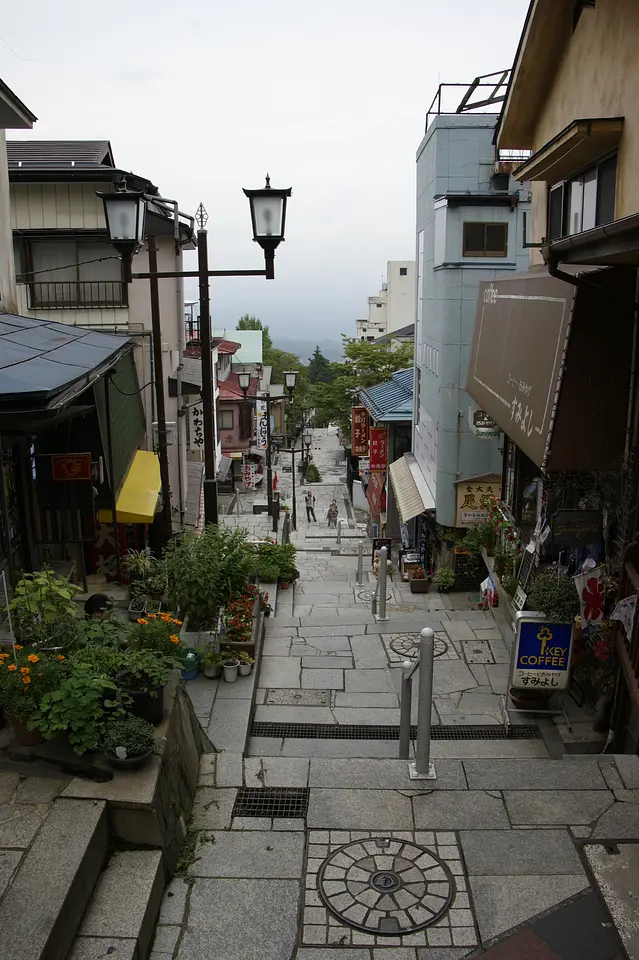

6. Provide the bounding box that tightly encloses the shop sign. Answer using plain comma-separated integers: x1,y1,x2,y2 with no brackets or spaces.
372,536,392,565
256,400,268,450
511,618,573,691
244,462,257,490
455,476,501,527
351,407,370,456
469,408,501,439
366,471,385,515
551,509,603,547
369,428,388,472
51,453,92,481
188,404,204,453
573,565,605,624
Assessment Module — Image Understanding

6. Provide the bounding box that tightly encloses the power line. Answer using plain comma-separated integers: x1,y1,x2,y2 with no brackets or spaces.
16,255,122,280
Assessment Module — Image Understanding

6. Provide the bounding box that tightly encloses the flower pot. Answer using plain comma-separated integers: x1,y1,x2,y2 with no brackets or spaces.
409,579,430,594
180,650,200,681
280,582,289,590
7,714,43,747
223,661,240,683
238,663,253,676
438,585,452,593
508,686,552,709
128,603,147,623
125,686,165,726
106,750,153,771
204,664,222,679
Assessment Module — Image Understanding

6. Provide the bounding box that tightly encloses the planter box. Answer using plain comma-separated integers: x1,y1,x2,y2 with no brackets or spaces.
409,579,430,594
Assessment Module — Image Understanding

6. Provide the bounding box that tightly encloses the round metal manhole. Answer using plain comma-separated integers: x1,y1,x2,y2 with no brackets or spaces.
317,836,454,936
389,634,449,660
358,590,392,603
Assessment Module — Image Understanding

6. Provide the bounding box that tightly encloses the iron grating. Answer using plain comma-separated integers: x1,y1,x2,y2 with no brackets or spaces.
251,722,540,741
232,787,310,819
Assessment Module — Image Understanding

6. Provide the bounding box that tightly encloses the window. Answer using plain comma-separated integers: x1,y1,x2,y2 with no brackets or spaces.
462,222,508,258
547,153,617,241
367,336,375,341
378,327,384,333
399,266,408,276
219,410,234,430
376,302,383,308
414,368,421,425
21,239,126,309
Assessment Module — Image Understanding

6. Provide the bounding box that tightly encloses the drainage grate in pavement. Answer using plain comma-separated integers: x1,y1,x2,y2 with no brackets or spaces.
231,787,310,819
265,689,330,706
251,722,540,740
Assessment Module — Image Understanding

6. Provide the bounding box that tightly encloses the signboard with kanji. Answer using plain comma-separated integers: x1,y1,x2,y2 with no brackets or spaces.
51,454,92,482
369,427,388,472
256,400,268,450
511,619,573,691
244,462,257,489
351,407,370,456
455,475,501,527
366,471,385,516
188,403,204,454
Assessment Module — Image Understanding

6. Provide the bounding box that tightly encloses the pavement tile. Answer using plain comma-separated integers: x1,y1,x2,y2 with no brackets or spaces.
430,741,548,760
207,698,251,751
333,707,400,724
258,657,301,688
344,669,396,693
302,656,353,669
350,634,390,669
0,803,49,848
333,692,400,708
254,705,336,724
309,758,467,790
158,878,188,924
0,850,22,900
303,637,354,653
215,753,243,787
302,669,344,689
478,929,561,959
191,788,237,829
307,788,413,829
504,790,614,825
463,759,608,791
190,831,305,878
260,757,310,787
262,638,294,656
469,874,590,941
68,939,137,960
460,828,584,875
413,791,509,829
432,661,479,695
591,800,639,839
279,738,399,758
614,755,639,789
300,624,368,636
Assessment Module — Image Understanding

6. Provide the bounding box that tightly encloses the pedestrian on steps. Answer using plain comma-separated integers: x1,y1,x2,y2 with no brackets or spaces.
327,500,338,528
305,490,317,523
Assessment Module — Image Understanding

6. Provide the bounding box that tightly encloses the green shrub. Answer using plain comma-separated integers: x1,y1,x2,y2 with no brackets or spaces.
306,463,322,483
528,571,579,623
433,567,455,589
103,716,155,759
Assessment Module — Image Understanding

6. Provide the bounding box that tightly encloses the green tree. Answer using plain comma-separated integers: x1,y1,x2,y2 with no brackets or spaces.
236,314,273,352
307,346,334,384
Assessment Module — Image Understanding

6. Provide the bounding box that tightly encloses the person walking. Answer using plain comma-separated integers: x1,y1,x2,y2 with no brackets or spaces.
327,499,338,528
305,490,317,523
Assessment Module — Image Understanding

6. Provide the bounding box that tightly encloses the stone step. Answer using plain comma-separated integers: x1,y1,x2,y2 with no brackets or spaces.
69,849,164,960
0,798,109,960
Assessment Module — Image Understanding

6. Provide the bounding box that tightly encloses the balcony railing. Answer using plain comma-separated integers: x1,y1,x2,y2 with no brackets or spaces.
24,281,127,310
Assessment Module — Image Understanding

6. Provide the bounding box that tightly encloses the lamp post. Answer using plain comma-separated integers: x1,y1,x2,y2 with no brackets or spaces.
98,175,292,548
303,430,312,478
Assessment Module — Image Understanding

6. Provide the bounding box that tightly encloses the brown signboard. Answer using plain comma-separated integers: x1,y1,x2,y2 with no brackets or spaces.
466,271,575,468
51,453,92,482
351,407,370,457
551,509,603,547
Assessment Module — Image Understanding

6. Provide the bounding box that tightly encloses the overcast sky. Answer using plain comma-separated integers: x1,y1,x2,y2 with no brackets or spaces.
3,0,529,344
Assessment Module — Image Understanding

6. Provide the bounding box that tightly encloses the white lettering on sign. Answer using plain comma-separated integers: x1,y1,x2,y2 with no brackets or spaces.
507,373,532,397
483,285,498,305
510,398,534,437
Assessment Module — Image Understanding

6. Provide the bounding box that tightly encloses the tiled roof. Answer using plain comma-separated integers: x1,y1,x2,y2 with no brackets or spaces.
359,367,413,423
7,140,114,169
215,339,241,355
218,372,259,401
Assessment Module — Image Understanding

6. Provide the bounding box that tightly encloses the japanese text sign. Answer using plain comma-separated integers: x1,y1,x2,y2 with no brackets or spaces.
51,453,92,482
455,477,501,527
256,400,268,450
369,427,388,472
511,619,573,691
351,407,370,456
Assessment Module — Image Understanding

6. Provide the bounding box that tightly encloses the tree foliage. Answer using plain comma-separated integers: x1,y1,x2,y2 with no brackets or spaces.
236,314,273,351
307,346,334,384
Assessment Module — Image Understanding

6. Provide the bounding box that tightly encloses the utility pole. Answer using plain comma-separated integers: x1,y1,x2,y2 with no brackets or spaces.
148,236,174,546
196,214,219,527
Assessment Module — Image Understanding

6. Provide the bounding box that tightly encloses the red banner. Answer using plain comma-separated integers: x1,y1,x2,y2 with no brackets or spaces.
369,427,388,472
366,471,385,515
51,453,92,482
351,407,370,456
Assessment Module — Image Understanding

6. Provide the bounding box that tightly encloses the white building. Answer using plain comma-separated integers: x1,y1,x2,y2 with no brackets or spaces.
355,260,415,341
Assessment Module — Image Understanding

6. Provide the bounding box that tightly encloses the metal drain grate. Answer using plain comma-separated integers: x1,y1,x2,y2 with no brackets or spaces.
232,787,310,819
251,722,540,741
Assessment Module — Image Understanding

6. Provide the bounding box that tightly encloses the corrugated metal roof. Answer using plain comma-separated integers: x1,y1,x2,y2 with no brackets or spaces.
7,140,114,169
359,368,413,423
0,312,131,401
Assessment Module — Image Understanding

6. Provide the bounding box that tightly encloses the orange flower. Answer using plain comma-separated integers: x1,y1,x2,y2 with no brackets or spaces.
23,675,31,684
170,635,180,644
7,664,17,672
137,618,148,625
159,613,171,622
57,655,65,661
0,652,9,659
27,654,39,663
14,644,23,650
147,614,157,620
20,667,30,675
172,619,183,626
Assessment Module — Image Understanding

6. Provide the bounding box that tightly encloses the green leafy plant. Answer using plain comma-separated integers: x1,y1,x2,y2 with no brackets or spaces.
31,670,124,755
528,571,580,623
493,543,518,580
220,650,240,665
122,549,155,580
102,715,156,759
433,567,455,589
116,648,178,695
237,650,254,666
128,581,148,605
461,523,494,557
128,613,184,657
257,562,279,583
0,648,68,722
77,618,129,649
200,647,224,668
305,463,322,483
501,574,520,597
8,570,81,646
165,525,255,630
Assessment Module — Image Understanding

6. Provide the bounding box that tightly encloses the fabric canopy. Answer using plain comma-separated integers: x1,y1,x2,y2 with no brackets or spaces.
389,454,435,524
98,450,160,524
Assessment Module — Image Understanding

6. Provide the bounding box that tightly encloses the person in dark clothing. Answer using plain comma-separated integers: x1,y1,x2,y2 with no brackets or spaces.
305,490,317,523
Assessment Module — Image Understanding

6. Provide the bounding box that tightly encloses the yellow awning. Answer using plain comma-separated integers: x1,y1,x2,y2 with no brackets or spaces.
229,452,243,460
98,450,161,524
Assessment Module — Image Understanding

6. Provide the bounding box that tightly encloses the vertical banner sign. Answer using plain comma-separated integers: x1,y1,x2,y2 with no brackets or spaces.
188,403,204,454
244,462,256,490
351,407,370,456
369,427,388,472
255,400,268,450
511,618,573,691
573,565,605,624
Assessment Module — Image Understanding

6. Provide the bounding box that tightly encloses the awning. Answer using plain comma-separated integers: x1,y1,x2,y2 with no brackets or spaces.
515,118,624,183
543,212,639,267
389,453,435,524
98,450,161,524
217,456,233,483
229,452,243,460
466,268,636,471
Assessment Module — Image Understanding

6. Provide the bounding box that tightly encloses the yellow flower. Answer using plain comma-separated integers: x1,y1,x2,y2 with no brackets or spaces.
20,667,30,675
137,618,148,625
7,664,17,672
23,675,31,684
170,635,180,644
27,654,39,663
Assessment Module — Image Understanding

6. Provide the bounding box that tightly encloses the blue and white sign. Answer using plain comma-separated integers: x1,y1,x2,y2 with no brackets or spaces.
511,619,573,691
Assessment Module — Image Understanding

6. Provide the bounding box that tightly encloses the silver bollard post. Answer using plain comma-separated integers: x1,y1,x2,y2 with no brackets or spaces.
409,627,437,779
337,518,342,545
356,540,364,586
399,660,413,759
375,546,390,622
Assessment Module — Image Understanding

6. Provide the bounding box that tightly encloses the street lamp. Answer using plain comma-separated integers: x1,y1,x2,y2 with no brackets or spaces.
243,175,292,280
303,430,312,477
238,371,251,398
97,184,147,283
284,370,298,399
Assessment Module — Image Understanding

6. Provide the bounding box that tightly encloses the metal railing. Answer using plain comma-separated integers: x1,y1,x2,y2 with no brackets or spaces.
399,627,437,780
355,540,364,586
25,280,127,309
371,545,389,622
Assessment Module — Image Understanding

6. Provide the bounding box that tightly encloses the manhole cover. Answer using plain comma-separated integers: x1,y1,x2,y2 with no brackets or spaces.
389,633,449,661
461,641,495,664
265,689,330,706
357,590,391,603
317,836,454,935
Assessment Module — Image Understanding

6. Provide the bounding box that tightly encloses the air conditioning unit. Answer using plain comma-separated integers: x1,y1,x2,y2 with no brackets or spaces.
152,421,177,447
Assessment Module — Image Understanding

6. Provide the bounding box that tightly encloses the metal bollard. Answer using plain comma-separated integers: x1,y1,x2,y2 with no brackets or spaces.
408,627,437,780
356,540,364,585
375,546,390,622
337,518,342,545
399,659,417,759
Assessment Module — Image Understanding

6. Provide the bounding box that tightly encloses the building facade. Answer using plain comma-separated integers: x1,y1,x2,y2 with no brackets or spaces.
355,261,415,341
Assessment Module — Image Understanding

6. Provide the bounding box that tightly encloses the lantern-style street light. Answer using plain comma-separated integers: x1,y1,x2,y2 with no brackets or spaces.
243,175,292,280
97,184,147,282
238,371,251,399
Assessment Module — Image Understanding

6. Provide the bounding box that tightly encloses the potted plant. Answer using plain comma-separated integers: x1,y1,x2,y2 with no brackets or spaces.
103,715,156,771
201,647,224,679
433,567,455,593
146,599,162,615
115,648,178,726
221,650,240,683
0,647,67,746
501,574,519,598
8,570,82,648
128,582,148,622
122,548,155,582
257,561,279,584
237,650,254,676
148,560,167,600
408,565,429,594
180,649,200,681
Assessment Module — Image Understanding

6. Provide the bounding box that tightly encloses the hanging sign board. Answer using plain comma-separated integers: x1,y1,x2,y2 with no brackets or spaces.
244,462,257,490
551,509,603,547
255,400,268,450
511,617,574,691
372,537,392,565
188,404,204,453
351,407,370,456
51,453,92,482
369,427,388,471
469,408,501,439
517,542,536,589
455,476,501,527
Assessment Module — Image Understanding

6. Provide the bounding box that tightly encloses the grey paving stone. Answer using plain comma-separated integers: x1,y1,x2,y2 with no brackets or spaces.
0,850,22,900
302,669,344,689
264,628,298,639
185,674,217,720
454,691,502,718
489,639,511,663
333,692,400,708
472,628,502,641
177,878,299,960
279,739,399,758
261,757,310,787
432,661,478,695
430,740,549,760
262,638,294,656
300,624,368,636
296,952,370,959
265,688,330,705
443,621,475,642
158,878,189,924
191,788,237,829
309,758,467,790
68,938,137,960
469,874,589,941
303,636,353,653
258,657,302,688
344,669,396,693
463,759,608,791
151,925,180,954
350,635,389,669
484,663,510,694
413,791,509,829
460,828,583,875
591,800,639,839
254,705,336,724
505,790,614,825
80,850,163,946
0,773,19,804
207,698,251,751
215,753,243,787
0,803,49,848
333,707,400,725
190,831,305,878
14,776,71,804
302,656,353,669
415,949,470,960
307,788,413,829
614,754,639,789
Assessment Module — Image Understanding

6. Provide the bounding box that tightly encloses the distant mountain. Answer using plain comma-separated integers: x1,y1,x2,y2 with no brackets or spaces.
273,338,343,363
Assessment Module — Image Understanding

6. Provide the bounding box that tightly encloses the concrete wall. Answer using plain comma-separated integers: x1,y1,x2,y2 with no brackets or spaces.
0,134,17,313
413,114,530,526
386,260,415,333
